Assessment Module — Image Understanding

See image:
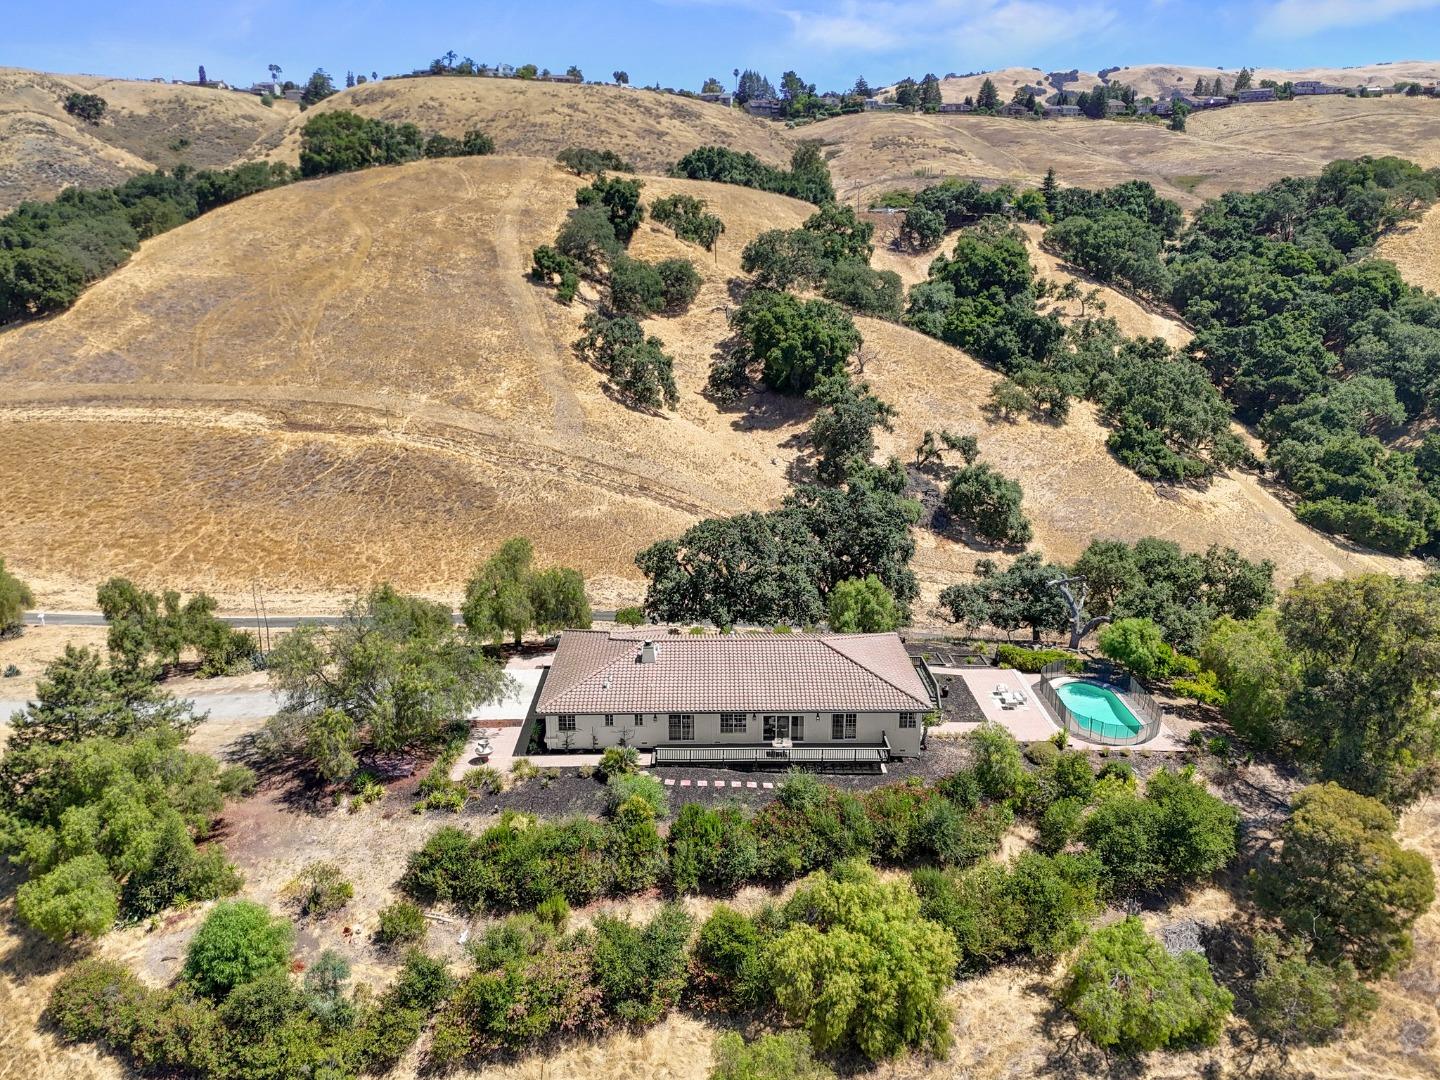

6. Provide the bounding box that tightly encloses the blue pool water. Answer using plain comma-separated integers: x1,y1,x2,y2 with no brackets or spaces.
1055,680,1144,740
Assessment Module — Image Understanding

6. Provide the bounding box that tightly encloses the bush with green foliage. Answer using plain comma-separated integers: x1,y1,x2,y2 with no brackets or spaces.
827,574,902,632
376,899,428,948
1081,767,1238,893
576,175,645,244
669,142,835,205
266,584,509,781
556,147,633,175
0,664,249,937
298,110,492,176
806,372,894,484
769,862,956,1059
995,644,1082,673
1058,916,1232,1051
95,576,256,678
530,244,580,302
613,606,646,627
650,193,725,249
1098,616,1185,679
943,461,1032,547
555,204,623,272
1246,932,1379,1051
0,161,297,326
608,254,701,316
573,311,681,410
821,259,904,318
1255,782,1435,976
285,861,354,917
605,772,668,817
63,92,108,123
914,852,1104,972
0,557,34,636
726,289,862,397
668,803,761,894
709,1031,835,1080
690,905,774,1008
183,900,295,999
592,904,693,1023
752,773,875,880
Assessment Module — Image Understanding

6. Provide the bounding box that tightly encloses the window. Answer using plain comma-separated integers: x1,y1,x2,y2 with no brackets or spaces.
720,712,747,734
633,713,643,726
899,712,917,729
831,713,857,740
792,715,804,741
557,714,577,733
668,713,694,741
604,714,614,727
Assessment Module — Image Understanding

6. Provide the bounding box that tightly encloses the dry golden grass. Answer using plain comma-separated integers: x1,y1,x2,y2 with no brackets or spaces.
0,152,1410,615
815,95,1440,209
0,153,1412,616
1378,201,1440,292
0,68,289,210
263,76,795,175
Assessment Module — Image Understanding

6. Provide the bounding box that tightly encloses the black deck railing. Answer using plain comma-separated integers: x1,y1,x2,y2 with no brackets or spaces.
653,733,890,768
1038,661,1163,747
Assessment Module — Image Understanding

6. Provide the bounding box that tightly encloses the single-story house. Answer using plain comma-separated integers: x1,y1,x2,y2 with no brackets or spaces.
536,630,935,765
1236,87,1277,102
937,101,970,113
1293,80,1346,95
1046,104,1082,117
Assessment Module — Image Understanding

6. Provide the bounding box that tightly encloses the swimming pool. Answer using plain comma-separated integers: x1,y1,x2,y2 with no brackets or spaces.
1054,680,1145,741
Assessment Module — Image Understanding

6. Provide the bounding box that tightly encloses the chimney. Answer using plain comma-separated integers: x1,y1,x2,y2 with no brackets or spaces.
640,640,658,664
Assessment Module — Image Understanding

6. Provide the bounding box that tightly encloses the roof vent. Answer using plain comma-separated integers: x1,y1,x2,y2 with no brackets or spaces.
640,640,658,664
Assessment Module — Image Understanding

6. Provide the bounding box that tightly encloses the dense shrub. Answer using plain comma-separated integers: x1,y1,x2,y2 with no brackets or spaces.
573,311,680,410
592,904,694,1023
15,854,120,940
599,745,640,776
1246,932,1379,1050
669,143,835,205
967,722,1028,802
605,772,668,816
863,781,943,862
609,797,667,892
650,192,725,249
669,803,760,894
576,175,645,244
690,905,773,1008
0,557,35,636
530,244,580,302
1255,783,1435,976
752,773,874,880
995,644,1083,673
1081,767,1238,893
1058,916,1232,1051
915,852,1103,971
376,899,427,948
182,900,295,999
770,863,956,1059
710,1031,835,1080
285,860,353,917
556,147,633,175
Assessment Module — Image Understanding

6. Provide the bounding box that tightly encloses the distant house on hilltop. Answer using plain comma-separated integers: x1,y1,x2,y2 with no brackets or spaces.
743,98,782,117
1236,87,1277,102
1293,80,1345,95
697,91,734,107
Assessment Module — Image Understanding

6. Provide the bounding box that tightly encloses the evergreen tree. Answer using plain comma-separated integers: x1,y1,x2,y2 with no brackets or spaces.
976,78,1000,113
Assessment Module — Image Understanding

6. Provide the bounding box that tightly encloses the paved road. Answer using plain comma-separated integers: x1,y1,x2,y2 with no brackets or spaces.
22,610,621,628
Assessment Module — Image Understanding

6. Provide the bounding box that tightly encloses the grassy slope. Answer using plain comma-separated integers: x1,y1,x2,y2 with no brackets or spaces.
0,68,291,211
0,154,1411,616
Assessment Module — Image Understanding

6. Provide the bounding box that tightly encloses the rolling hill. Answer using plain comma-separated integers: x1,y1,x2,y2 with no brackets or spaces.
0,68,292,210
0,152,1412,618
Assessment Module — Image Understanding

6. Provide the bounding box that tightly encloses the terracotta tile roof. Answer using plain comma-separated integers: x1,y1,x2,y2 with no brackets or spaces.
537,630,933,715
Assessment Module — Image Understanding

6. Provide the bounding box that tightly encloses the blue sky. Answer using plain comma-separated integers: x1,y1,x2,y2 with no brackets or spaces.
7,1,1440,91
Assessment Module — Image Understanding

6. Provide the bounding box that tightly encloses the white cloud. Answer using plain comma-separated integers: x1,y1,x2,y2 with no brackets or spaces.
760,0,1118,61
1256,0,1440,37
